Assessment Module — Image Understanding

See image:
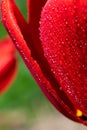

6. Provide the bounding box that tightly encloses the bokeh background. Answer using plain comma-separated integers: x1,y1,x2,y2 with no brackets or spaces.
0,0,87,130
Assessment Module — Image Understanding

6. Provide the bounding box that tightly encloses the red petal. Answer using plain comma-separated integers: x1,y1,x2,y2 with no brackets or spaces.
28,0,47,22
1,0,85,124
40,0,87,124
27,0,47,60
0,37,18,94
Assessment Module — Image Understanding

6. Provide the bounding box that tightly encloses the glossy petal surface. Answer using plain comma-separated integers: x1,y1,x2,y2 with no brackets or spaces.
40,0,87,123
0,37,17,94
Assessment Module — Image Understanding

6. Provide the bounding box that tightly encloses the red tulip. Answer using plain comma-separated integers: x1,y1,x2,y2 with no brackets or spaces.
1,0,87,125
0,37,17,94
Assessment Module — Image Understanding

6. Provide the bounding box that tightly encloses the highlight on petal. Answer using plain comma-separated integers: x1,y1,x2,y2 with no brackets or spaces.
0,37,18,94
1,0,87,126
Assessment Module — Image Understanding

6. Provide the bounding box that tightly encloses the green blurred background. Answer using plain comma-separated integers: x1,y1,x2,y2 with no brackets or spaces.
0,0,53,121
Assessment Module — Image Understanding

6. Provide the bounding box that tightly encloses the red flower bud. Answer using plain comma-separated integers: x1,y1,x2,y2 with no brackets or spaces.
0,37,18,94
1,0,87,125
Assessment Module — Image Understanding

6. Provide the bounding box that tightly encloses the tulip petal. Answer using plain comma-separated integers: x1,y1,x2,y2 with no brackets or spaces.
0,37,17,94
28,0,47,22
27,0,47,39
27,0,47,61
40,0,87,124
1,0,86,124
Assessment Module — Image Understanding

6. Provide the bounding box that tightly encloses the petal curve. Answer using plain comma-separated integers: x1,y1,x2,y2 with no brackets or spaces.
0,37,17,94
40,0,87,123
1,0,87,125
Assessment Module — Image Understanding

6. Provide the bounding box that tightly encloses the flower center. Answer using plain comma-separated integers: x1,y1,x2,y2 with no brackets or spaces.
76,110,87,120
